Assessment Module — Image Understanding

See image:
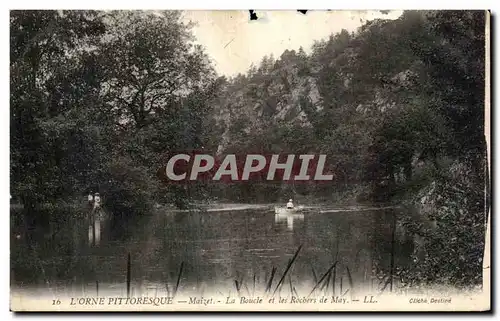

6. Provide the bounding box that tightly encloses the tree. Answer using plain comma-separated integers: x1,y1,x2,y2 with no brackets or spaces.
99,11,216,130
10,10,106,209
408,11,486,159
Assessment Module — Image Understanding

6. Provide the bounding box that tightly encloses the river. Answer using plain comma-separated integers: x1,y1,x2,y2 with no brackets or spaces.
11,204,417,298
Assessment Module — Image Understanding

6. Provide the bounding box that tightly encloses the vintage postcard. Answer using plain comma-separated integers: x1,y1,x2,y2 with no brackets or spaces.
10,9,490,312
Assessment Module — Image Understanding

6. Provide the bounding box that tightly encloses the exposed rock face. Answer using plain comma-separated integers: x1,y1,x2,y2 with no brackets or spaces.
413,159,486,223
213,58,323,153
402,157,487,285
211,26,419,157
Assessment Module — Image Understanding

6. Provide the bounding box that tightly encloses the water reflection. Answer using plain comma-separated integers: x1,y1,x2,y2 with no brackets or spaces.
88,218,101,246
87,211,104,246
11,205,414,295
274,212,304,230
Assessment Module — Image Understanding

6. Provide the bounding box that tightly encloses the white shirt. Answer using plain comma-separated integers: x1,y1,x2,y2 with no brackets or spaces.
286,201,294,208
88,195,93,201
94,196,101,204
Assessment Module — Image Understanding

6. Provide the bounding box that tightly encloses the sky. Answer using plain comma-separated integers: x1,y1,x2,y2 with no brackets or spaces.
182,10,404,77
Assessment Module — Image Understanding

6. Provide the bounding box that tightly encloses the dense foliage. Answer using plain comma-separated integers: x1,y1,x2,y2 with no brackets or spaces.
10,10,488,287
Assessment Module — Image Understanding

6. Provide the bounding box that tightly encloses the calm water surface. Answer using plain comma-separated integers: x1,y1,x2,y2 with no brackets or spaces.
11,204,415,296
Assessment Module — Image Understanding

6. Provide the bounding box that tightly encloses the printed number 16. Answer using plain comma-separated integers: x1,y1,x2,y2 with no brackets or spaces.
52,299,61,305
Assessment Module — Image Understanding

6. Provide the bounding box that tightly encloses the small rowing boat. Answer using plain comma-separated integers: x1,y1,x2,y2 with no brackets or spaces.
274,205,304,215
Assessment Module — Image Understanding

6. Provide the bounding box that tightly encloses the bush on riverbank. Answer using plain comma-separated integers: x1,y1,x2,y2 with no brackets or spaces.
99,158,157,219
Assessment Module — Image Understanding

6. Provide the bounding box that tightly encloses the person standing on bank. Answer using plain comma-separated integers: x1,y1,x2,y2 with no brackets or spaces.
87,192,94,209
94,192,101,211
286,199,294,209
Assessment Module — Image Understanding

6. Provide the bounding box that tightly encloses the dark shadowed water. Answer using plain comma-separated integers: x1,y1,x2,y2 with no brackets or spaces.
11,204,417,296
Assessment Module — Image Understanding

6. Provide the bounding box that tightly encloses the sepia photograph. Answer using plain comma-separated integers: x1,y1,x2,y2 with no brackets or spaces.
9,9,490,312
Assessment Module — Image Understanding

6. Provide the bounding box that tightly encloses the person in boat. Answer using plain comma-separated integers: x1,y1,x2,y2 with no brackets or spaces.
286,199,294,209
